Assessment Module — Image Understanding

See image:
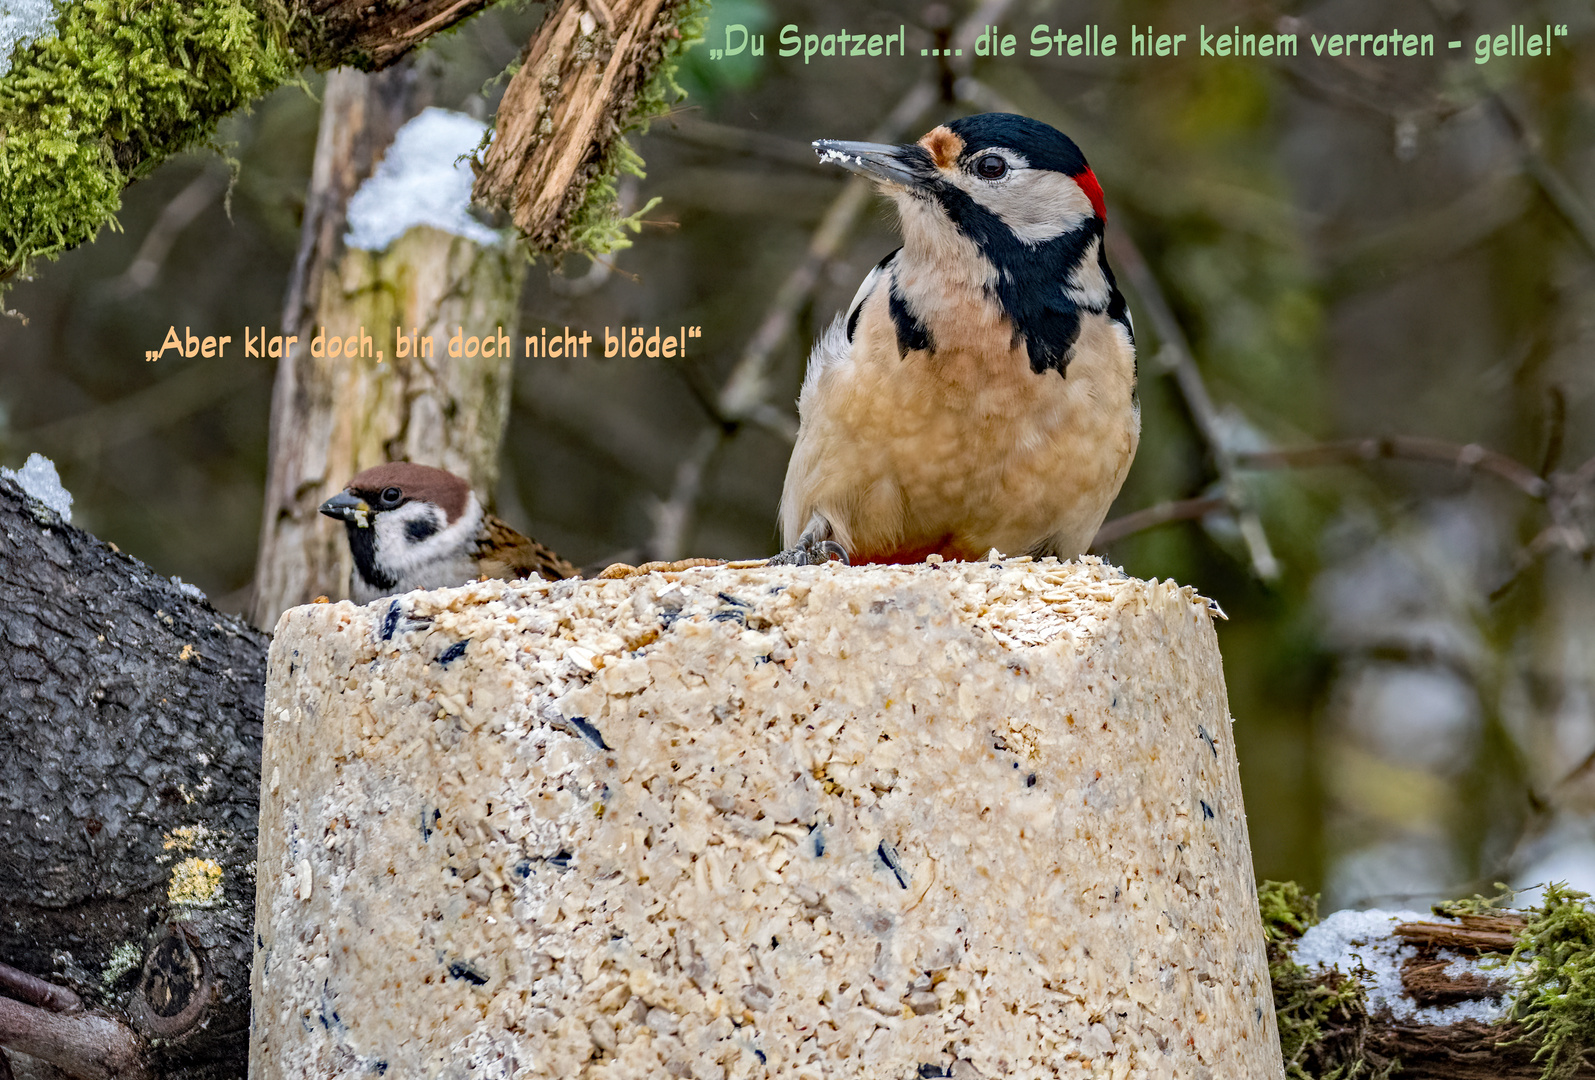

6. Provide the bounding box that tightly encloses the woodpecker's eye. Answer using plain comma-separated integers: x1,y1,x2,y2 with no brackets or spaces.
975,154,1008,180
380,487,403,506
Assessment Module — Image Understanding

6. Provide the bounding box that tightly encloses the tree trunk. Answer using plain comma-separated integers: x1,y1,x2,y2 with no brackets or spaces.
0,479,269,1080
251,66,524,630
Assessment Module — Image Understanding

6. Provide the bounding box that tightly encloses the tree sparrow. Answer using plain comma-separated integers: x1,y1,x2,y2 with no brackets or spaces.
319,462,577,603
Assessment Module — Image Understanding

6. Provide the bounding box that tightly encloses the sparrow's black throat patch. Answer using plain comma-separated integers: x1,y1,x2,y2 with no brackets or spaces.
344,522,396,591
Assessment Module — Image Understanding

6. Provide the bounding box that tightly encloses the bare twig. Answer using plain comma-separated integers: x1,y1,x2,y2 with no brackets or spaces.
100,168,226,300
1233,437,1550,499
0,964,81,1016
1104,227,1281,580
1091,496,1229,550
1540,386,1566,478
1092,432,1595,580
1488,93,1595,261
15,360,248,460
1270,5,1595,264
647,428,720,562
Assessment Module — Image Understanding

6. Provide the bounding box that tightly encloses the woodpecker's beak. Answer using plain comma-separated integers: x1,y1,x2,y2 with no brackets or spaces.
319,491,372,529
813,140,935,192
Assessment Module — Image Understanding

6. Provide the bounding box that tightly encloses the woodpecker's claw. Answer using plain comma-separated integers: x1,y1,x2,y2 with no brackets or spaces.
767,536,850,567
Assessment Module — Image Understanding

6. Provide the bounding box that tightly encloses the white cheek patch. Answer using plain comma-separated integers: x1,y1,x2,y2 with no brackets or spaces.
375,497,482,579
1065,236,1111,310
962,168,1095,246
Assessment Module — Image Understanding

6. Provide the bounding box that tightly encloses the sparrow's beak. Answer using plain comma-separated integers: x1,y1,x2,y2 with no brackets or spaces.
813,139,936,192
319,491,372,529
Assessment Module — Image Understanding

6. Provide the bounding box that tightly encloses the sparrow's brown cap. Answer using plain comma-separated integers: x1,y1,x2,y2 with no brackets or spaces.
342,462,471,522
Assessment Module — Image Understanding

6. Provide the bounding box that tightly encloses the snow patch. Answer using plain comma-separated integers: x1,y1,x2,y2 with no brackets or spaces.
344,108,503,252
1294,908,1515,1026
170,576,208,602
2,452,72,522
0,0,58,77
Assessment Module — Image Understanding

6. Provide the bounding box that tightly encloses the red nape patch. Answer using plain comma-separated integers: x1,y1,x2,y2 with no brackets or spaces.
1073,167,1107,221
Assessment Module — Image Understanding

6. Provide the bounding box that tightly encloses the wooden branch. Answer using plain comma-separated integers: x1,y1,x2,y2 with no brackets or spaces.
0,478,267,1079
296,0,500,70
473,0,685,250
1090,496,1229,551
1281,909,1595,1079
1393,913,1526,954
1359,1017,1585,1080
0,964,82,1016
0,997,147,1080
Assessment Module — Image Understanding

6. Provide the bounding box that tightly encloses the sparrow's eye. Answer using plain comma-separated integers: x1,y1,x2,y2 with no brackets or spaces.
380,487,403,507
975,154,1008,180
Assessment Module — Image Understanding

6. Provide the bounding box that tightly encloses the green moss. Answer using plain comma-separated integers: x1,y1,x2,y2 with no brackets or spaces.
1508,883,1595,1080
0,0,298,281
1261,878,1320,947
1433,885,1518,919
1260,881,1394,1080
562,0,708,256
1260,881,1595,1079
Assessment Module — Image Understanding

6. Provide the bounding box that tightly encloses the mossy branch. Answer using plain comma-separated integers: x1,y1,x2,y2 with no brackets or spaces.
471,0,707,257
1262,880,1595,1080
0,0,499,288
1508,884,1595,1080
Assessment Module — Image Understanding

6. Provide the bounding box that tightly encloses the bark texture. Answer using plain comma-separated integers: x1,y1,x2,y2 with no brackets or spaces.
291,0,499,71
0,478,269,1079
473,0,685,250
253,66,524,630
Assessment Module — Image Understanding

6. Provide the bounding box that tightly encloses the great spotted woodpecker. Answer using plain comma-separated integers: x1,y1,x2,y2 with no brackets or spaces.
773,113,1139,566
318,462,577,603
